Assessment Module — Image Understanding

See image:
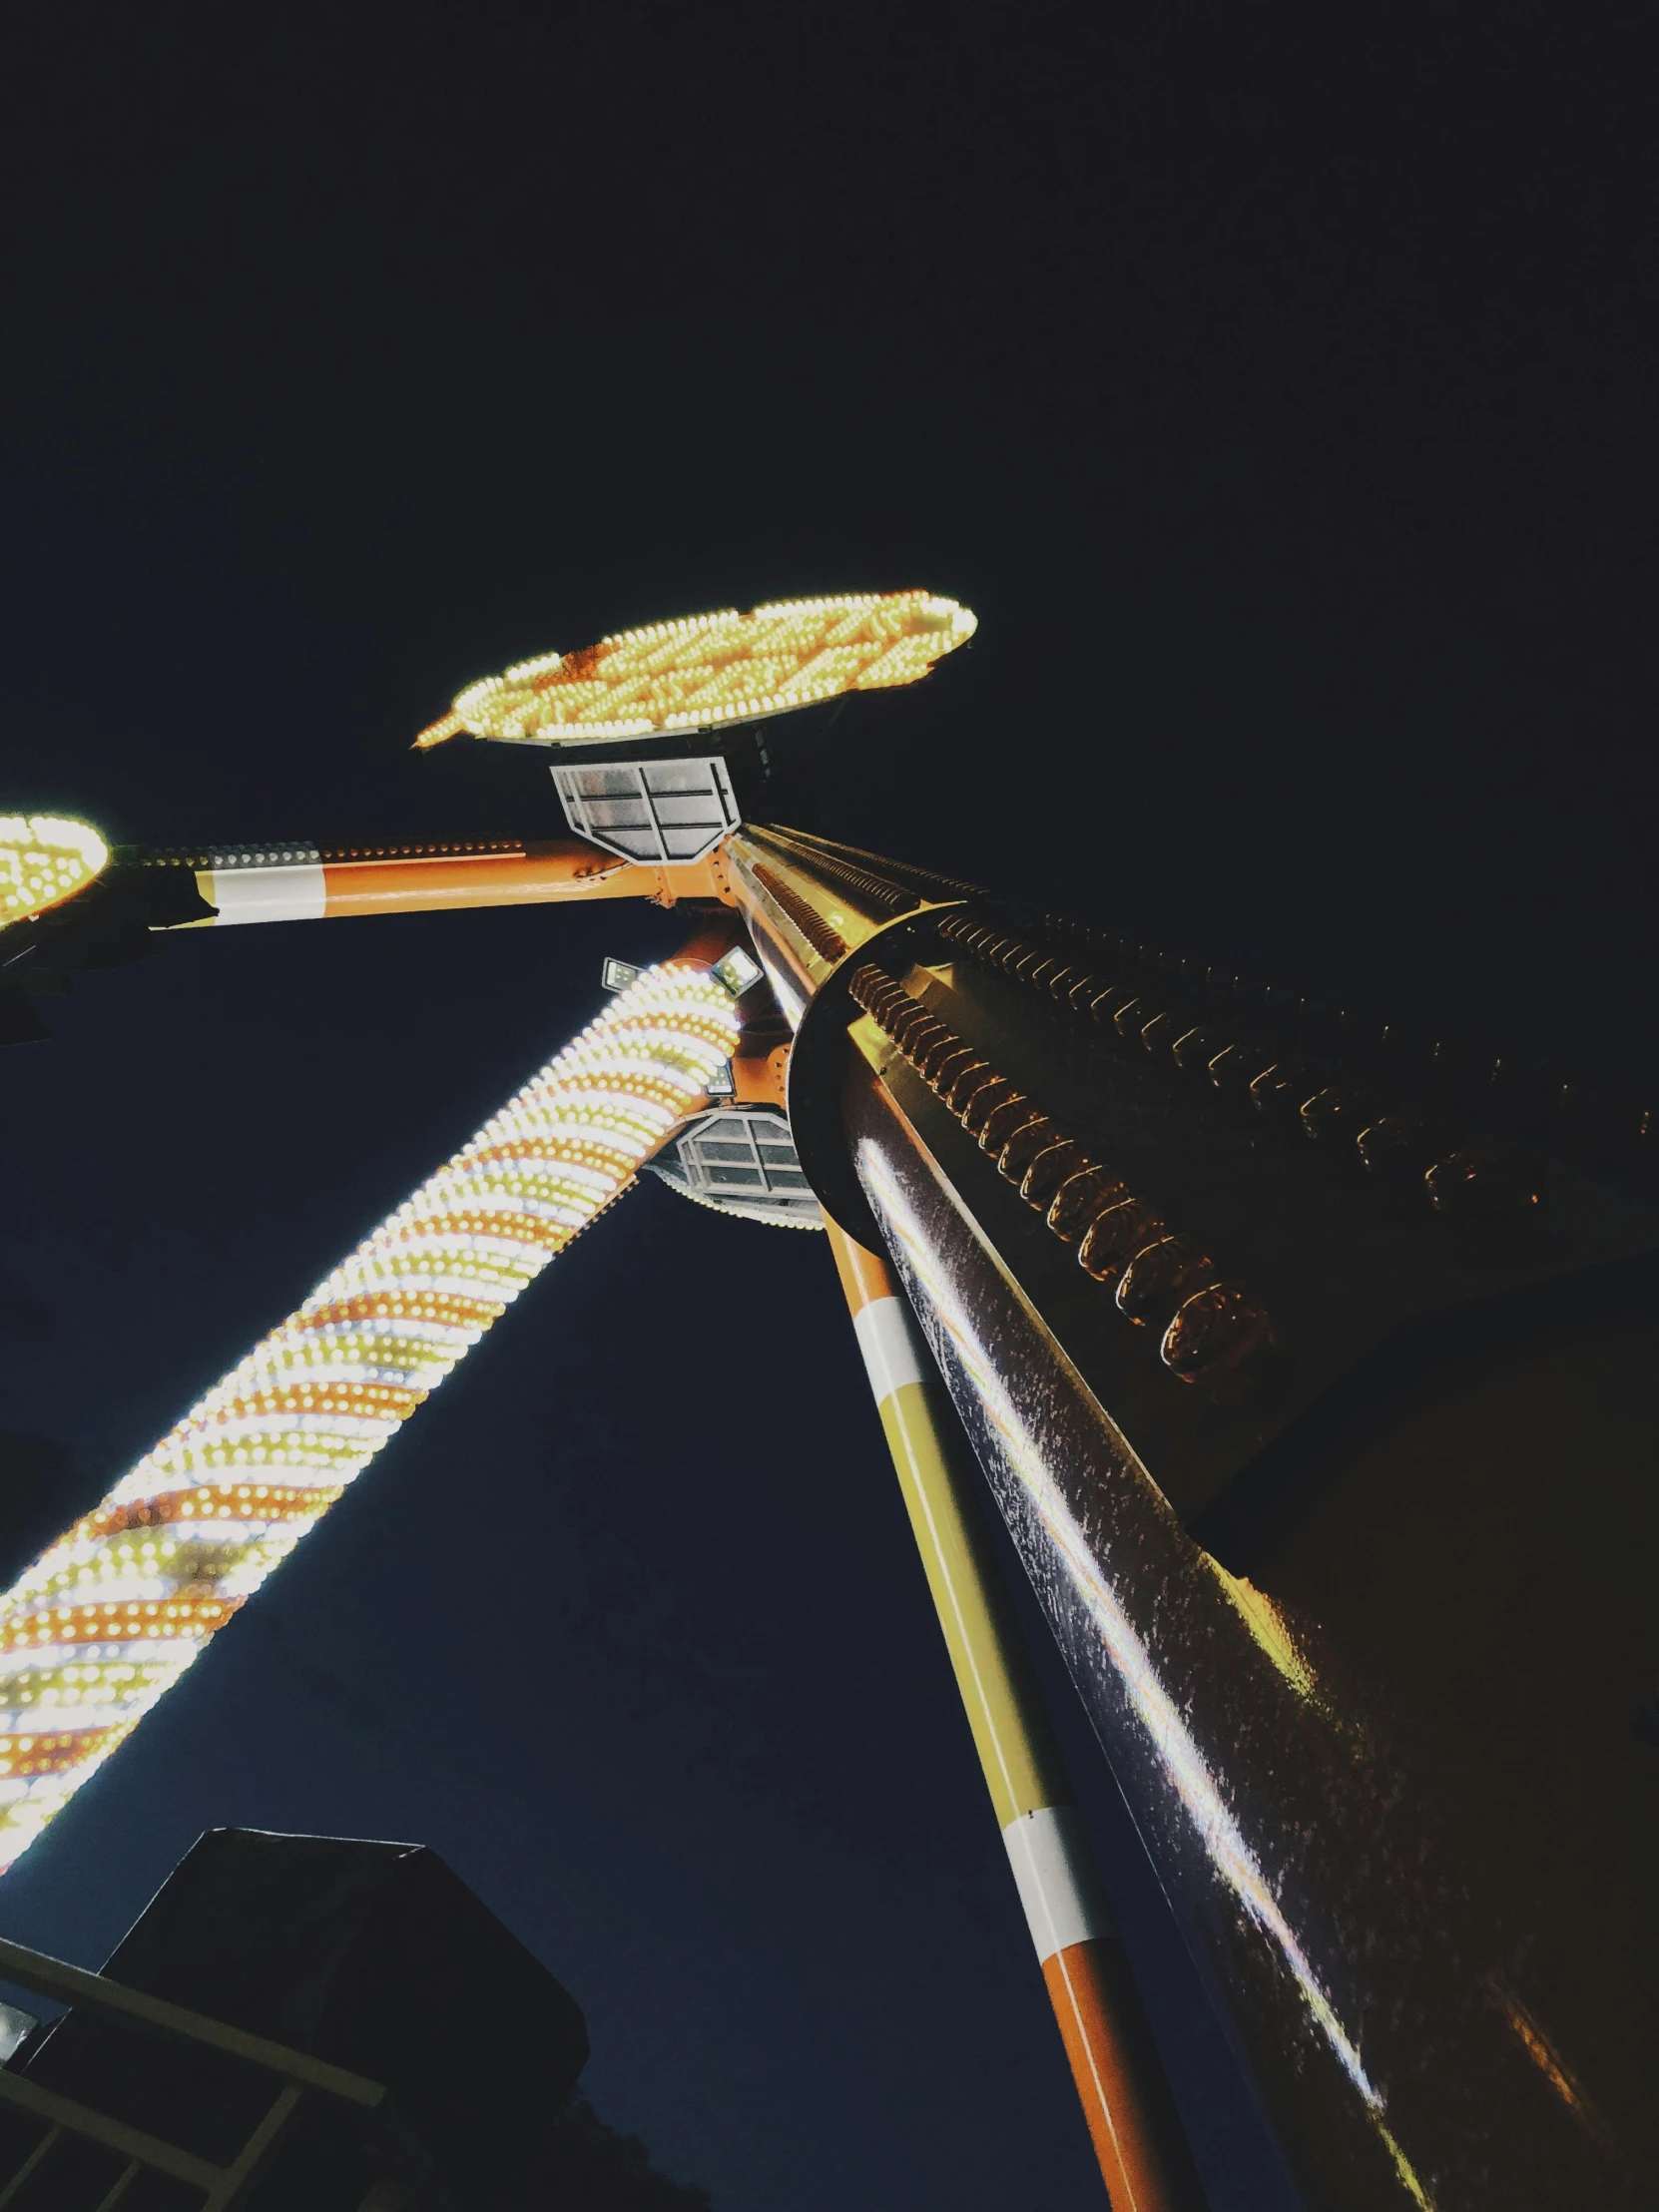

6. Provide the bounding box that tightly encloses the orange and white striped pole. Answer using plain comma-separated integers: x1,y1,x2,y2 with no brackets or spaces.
828,1223,1203,2212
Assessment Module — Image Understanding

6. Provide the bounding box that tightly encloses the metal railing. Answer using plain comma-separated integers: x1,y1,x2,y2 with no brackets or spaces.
0,1932,429,2211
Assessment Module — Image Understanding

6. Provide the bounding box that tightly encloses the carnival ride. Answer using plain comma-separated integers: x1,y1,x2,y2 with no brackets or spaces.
3,588,1656,2212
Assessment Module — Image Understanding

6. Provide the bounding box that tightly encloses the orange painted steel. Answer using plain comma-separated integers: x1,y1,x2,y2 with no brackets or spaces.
317,840,735,916
731,1040,791,1108
1043,1939,1201,2211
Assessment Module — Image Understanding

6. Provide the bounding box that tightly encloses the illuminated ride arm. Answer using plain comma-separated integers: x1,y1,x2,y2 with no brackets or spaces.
0,959,741,1875
128,836,736,924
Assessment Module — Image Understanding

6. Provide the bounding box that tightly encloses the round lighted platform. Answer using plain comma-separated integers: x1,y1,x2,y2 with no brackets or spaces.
0,816,109,931
415,589,976,749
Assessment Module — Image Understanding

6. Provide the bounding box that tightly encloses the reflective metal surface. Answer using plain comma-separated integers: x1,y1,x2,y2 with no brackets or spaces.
730,827,1659,2208
848,1059,1650,2209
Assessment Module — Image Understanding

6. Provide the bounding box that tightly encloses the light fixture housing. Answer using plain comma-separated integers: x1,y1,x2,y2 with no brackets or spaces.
712,945,765,998
600,955,645,993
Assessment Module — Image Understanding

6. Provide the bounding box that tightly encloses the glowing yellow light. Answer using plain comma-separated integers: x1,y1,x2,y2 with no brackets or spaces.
1206,1559,1316,1702
0,961,740,1875
0,816,109,929
414,590,977,748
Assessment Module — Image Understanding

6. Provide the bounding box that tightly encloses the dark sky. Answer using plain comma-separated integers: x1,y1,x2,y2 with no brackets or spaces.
2,8,1656,2208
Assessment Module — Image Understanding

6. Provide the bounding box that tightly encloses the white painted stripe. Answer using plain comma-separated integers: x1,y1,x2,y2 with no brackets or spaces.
204,865,327,924
851,1295,924,1403
1002,1804,1114,1961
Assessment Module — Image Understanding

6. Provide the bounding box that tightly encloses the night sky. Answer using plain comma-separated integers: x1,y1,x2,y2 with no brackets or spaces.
2,10,1656,2208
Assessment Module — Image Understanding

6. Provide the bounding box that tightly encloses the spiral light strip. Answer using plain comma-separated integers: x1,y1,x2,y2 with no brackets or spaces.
0,961,741,1874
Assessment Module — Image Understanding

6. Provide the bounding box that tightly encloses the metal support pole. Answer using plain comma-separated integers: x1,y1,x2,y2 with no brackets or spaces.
827,1222,1203,2212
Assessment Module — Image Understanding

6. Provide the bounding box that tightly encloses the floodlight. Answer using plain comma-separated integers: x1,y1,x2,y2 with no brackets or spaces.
712,945,765,997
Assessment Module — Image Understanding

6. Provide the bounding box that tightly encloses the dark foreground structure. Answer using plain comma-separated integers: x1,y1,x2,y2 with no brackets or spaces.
0,1829,703,2210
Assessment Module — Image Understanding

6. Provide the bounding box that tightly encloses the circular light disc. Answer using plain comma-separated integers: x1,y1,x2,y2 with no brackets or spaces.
415,589,977,749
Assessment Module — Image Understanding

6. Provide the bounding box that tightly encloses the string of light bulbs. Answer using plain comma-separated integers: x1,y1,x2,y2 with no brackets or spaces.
0,961,741,1874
